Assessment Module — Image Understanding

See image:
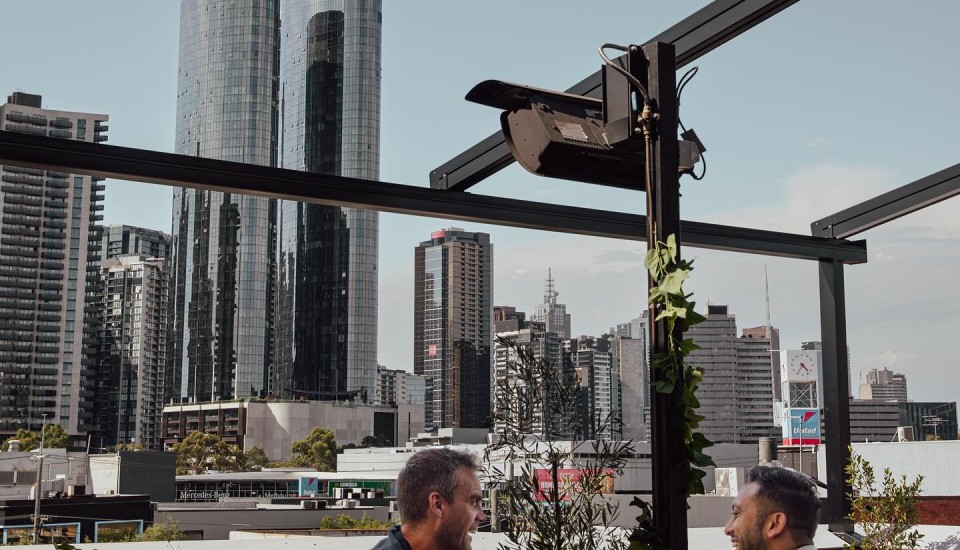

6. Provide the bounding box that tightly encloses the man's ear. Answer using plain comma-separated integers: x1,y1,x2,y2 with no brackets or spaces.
764,511,788,539
428,492,444,519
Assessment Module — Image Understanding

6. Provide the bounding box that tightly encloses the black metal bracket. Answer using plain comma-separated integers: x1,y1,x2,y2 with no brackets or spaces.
430,0,799,192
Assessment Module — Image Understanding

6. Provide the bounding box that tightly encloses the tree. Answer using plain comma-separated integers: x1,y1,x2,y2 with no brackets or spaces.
171,431,244,475
243,446,269,471
485,335,632,550
318,513,393,530
2,424,70,452
361,434,388,448
846,447,924,550
139,514,186,541
290,427,338,471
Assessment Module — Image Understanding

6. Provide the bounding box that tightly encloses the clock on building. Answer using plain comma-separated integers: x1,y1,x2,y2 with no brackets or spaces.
787,350,818,382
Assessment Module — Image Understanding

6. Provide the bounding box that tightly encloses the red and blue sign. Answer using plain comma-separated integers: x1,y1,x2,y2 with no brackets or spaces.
299,476,319,496
781,408,821,445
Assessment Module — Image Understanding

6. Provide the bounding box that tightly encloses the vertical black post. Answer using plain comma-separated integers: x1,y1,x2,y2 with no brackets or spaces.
818,259,853,531
642,41,687,549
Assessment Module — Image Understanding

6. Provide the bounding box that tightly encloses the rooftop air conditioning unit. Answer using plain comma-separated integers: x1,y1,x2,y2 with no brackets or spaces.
300,500,318,510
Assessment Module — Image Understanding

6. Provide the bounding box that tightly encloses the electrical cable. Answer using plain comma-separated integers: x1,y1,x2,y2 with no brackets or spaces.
598,43,650,106
676,66,698,105
675,65,706,180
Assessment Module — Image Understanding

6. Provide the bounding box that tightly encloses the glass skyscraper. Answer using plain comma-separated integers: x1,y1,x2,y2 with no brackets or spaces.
274,0,381,403
168,0,280,403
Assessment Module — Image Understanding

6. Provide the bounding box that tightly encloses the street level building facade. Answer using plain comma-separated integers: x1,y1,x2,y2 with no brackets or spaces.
94,255,169,451
0,92,108,439
168,0,280,404
413,228,492,431
161,399,424,461
274,0,382,404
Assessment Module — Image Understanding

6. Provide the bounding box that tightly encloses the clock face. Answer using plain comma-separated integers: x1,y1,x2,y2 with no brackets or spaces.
787,351,817,381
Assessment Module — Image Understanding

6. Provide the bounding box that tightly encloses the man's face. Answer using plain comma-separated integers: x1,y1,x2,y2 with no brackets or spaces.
723,482,768,550
435,467,486,550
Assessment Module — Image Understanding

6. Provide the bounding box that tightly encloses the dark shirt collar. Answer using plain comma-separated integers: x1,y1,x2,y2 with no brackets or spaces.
391,525,413,550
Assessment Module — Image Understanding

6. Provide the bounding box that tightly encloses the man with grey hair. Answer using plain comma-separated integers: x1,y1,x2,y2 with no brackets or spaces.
372,447,486,550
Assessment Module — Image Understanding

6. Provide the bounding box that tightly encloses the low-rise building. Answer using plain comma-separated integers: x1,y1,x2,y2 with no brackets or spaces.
161,399,425,461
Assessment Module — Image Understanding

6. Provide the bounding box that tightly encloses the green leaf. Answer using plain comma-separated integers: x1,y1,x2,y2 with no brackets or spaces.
679,339,699,357
644,248,659,272
652,379,675,394
666,234,677,261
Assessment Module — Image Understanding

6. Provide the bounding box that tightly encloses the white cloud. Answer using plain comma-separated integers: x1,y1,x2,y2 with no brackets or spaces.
861,350,921,371
705,163,895,234
701,162,960,239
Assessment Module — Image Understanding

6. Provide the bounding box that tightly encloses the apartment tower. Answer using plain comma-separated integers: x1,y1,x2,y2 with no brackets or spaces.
413,228,492,430
0,92,108,438
859,367,908,401
686,305,776,443
168,0,280,403
274,0,382,403
94,255,169,450
101,224,172,263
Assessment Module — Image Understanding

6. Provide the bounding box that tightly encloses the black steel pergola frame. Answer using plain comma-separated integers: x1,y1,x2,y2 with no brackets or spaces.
4,0,953,544
431,0,865,539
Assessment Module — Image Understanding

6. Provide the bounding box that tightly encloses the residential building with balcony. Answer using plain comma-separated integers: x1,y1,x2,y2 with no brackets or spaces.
413,228,492,431
0,91,107,440
93,255,168,450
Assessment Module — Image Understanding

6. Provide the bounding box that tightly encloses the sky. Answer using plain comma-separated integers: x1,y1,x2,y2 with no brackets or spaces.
2,1,960,405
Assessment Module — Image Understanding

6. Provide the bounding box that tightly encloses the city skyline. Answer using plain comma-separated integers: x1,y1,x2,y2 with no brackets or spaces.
3,1,960,405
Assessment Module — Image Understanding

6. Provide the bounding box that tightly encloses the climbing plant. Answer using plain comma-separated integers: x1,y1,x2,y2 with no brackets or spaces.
629,233,714,550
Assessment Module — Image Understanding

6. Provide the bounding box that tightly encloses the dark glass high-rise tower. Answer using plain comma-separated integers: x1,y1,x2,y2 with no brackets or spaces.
413,228,492,430
168,0,280,403
274,0,381,403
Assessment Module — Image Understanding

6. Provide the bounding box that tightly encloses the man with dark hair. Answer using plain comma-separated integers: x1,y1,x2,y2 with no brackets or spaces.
723,465,821,550
372,447,486,550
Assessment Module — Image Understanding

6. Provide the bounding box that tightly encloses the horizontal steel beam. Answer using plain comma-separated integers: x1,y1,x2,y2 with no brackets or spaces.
429,0,799,192
812,161,960,239
0,131,865,263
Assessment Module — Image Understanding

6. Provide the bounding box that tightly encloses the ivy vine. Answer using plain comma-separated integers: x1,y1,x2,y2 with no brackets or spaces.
629,233,715,550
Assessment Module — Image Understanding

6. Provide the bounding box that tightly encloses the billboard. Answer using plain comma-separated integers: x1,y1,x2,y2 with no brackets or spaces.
534,468,614,501
298,476,319,496
781,408,821,445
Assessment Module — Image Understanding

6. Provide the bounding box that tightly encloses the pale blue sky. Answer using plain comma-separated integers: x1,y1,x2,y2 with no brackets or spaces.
3,1,960,404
